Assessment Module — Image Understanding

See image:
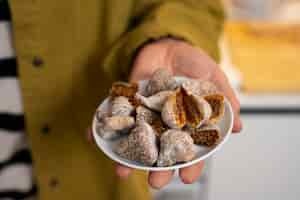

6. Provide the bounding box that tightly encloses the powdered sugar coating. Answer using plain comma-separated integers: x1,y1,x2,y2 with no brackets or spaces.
136,106,167,137
96,116,135,139
161,92,185,129
136,106,158,124
187,94,212,128
182,79,218,96
103,116,135,131
115,122,158,166
135,91,174,112
145,68,178,96
157,130,196,167
96,122,118,139
111,96,134,116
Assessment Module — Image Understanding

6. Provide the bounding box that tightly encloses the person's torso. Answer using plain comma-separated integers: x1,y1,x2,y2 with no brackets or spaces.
8,1,150,199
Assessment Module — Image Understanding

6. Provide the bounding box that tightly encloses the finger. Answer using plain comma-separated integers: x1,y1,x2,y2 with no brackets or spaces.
179,161,205,184
129,42,171,82
148,170,174,189
129,65,166,83
212,71,242,133
222,87,242,133
129,66,155,82
115,163,133,179
86,127,94,144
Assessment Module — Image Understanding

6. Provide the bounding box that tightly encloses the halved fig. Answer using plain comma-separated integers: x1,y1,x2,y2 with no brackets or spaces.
203,94,225,124
110,81,140,106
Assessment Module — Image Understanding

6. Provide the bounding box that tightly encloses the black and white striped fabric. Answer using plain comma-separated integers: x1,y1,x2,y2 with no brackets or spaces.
0,1,37,199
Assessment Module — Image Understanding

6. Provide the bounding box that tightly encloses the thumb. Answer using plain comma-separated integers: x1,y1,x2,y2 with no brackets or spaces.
212,70,242,133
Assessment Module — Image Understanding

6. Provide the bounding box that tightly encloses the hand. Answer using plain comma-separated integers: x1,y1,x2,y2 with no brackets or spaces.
121,38,242,188
87,38,242,189
130,38,242,132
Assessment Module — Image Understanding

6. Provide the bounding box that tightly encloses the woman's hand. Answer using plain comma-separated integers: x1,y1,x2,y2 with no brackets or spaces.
88,38,242,189
119,38,242,188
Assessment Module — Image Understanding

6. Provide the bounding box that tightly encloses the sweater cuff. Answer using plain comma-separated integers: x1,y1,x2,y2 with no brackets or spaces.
102,1,224,81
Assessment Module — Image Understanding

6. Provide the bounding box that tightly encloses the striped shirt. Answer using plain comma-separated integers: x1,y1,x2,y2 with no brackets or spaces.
0,0,37,199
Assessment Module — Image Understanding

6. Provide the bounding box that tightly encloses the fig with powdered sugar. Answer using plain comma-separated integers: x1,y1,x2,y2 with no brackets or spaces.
96,116,135,139
203,94,225,124
145,68,178,96
157,130,196,167
161,88,212,129
182,79,218,96
111,96,134,116
135,90,174,112
182,79,225,124
136,106,167,137
185,124,221,147
115,122,158,166
110,81,140,107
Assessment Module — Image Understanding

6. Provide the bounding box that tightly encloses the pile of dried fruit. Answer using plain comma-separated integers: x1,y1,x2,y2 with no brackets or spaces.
95,68,225,167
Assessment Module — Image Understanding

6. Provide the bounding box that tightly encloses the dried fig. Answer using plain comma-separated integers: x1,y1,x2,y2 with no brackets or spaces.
145,68,178,96
96,116,135,139
161,88,212,129
110,82,140,106
111,96,134,116
115,122,158,166
135,91,173,112
186,124,221,147
136,106,167,137
157,130,196,167
203,94,225,124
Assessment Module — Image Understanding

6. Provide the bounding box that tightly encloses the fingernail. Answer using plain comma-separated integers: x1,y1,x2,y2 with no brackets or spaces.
232,120,243,133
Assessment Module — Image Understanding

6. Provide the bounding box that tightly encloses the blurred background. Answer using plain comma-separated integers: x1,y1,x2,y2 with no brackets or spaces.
155,0,300,200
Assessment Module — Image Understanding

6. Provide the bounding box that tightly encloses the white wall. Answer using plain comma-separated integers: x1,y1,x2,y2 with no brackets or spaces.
209,114,300,200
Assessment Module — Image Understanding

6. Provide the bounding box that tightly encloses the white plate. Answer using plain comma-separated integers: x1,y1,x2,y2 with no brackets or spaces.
92,78,234,171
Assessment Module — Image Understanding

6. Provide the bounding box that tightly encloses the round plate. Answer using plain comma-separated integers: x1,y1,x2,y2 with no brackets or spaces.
92,78,234,171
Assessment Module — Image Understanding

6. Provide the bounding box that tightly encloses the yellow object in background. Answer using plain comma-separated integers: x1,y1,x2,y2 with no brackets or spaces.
225,22,300,92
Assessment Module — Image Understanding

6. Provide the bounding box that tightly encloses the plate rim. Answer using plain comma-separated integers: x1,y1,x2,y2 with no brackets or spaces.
92,80,234,171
